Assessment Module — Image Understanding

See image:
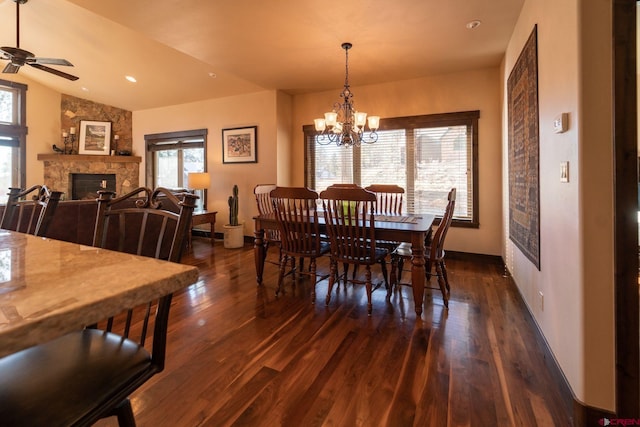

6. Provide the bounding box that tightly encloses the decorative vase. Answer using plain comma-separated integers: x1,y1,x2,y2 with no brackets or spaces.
223,223,244,249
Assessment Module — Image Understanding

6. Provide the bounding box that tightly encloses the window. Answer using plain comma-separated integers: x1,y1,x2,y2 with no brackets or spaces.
0,79,27,202
304,111,479,227
145,129,207,210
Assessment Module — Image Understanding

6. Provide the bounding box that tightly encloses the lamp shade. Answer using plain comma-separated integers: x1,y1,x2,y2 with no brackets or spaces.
187,172,210,190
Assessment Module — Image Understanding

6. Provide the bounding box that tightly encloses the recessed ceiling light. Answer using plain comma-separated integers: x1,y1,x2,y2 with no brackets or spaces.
208,72,217,78
466,20,481,29
81,87,89,92
125,75,137,83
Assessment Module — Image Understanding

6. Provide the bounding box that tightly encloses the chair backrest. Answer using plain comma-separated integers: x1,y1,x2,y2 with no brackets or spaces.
0,185,63,237
254,184,277,215
270,186,324,257
91,187,197,369
326,183,362,190
254,184,279,241
93,187,197,262
431,188,456,258
364,184,404,214
319,186,379,264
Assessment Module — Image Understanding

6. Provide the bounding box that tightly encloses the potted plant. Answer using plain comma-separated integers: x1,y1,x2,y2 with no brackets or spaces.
223,184,244,248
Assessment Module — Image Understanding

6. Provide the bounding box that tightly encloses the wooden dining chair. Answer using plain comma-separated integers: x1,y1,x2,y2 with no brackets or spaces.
254,184,281,264
0,185,63,237
364,184,405,215
320,186,389,315
393,188,456,308
0,187,197,427
358,184,406,287
270,186,330,301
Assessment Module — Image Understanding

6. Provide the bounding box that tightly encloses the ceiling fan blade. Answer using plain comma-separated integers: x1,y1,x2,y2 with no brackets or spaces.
31,57,73,67
2,63,20,74
29,63,79,81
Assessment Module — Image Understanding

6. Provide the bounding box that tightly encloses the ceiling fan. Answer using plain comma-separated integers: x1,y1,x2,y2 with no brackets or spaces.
0,0,78,81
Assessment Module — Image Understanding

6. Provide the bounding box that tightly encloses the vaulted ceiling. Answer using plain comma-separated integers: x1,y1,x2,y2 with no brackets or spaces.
0,0,524,111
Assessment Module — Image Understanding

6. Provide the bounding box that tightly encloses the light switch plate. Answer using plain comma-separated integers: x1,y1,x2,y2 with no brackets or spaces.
554,113,568,133
560,161,569,182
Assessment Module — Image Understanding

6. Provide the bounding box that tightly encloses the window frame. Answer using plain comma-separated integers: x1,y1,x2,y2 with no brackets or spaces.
0,78,28,189
144,128,208,207
303,110,480,228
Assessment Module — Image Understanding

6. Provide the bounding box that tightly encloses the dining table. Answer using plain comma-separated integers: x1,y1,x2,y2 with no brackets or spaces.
0,229,199,359
253,211,436,316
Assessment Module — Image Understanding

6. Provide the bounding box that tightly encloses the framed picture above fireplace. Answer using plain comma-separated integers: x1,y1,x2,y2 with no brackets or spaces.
79,120,111,155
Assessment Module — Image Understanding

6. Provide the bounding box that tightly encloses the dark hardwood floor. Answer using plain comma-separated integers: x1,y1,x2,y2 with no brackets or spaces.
96,237,572,426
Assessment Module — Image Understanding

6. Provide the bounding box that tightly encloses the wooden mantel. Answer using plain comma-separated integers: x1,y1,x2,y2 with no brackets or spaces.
37,154,142,163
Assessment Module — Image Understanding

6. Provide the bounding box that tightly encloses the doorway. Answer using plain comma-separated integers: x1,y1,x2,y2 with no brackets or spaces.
614,0,638,417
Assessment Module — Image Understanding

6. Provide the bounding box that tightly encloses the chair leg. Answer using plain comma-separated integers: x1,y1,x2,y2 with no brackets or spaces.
379,258,389,290
290,257,297,278
389,256,397,299
310,257,317,303
441,260,451,295
397,257,404,285
425,258,433,281
114,398,136,427
326,260,338,305
435,261,448,308
262,241,268,262
343,263,349,285
275,254,288,296
365,265,373,315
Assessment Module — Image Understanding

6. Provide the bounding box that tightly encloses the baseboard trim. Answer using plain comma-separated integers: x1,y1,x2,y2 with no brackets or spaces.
209,232,253,244
573,402,615,427
446,250,503,264
503,263,616,426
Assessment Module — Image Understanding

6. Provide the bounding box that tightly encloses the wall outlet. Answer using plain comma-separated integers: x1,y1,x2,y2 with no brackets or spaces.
538,291,544,311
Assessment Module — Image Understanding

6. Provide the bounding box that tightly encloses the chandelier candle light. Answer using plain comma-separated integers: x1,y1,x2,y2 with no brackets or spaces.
314,42,380,147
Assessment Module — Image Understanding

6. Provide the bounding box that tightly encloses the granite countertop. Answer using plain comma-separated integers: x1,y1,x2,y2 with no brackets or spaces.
0,230,199,358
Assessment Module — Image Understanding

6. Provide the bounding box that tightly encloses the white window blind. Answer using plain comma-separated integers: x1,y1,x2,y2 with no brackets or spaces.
304,111,479,227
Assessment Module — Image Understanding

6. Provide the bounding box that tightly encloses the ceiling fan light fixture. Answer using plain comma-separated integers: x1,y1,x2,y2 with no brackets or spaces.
0,0,78,80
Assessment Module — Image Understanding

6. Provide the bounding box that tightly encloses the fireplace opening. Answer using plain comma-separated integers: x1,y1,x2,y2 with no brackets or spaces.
71,173,116,200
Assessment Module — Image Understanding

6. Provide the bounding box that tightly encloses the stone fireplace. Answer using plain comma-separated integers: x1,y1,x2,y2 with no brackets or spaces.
38,154,141,200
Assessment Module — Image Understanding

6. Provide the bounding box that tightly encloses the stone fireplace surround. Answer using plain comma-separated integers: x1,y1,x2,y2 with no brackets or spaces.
38,154,141,200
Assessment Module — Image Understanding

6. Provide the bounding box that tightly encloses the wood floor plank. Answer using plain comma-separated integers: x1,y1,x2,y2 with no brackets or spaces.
94,239,573,427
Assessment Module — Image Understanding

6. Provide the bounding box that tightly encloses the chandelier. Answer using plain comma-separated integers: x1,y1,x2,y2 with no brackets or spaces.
314,42,380,147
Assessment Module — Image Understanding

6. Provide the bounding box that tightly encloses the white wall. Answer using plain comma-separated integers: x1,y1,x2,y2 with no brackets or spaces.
502,0,615,410
133,90,283,236
292,68,504,256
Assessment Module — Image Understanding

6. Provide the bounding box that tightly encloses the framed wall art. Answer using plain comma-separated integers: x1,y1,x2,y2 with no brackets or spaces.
508,25,540,270
79,120,111,155
222,126,257,164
